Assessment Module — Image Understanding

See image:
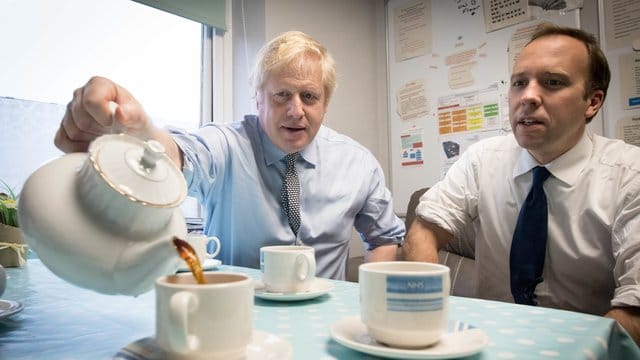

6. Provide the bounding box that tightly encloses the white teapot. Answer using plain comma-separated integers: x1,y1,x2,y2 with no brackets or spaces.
18,133,187,295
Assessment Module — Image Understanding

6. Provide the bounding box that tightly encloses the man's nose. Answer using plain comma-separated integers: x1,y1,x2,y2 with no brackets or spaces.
520,82,542,108
287,95,304,117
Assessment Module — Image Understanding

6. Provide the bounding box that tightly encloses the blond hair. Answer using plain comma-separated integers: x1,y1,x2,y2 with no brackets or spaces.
251,31,337,103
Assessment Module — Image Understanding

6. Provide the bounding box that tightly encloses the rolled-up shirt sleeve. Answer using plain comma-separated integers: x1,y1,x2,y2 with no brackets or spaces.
611,179,640,308
355,163,405,250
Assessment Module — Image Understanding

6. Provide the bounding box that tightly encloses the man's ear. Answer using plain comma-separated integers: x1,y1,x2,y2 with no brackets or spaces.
255,92,262,111
585,89,604,119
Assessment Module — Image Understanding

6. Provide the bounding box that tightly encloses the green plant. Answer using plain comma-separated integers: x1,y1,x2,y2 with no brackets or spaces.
0,179,18,227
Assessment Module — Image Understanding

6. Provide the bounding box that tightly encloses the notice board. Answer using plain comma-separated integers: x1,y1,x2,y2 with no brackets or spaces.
598,0,640,146
386,0,589,215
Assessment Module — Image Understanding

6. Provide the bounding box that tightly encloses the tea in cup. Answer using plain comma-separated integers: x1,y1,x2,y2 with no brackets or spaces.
155,272,253,359
186,234,221,263
359,261,450,348
260,245,316,293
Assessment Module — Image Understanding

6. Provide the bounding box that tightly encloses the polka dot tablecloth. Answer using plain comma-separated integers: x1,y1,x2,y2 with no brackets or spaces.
1,260,638,359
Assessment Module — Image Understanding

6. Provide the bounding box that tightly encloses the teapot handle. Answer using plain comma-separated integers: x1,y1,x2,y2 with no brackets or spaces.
108,101,127,135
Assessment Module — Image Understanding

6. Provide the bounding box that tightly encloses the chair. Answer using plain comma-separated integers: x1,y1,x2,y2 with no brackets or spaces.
404,188,477,297
346,188,478,296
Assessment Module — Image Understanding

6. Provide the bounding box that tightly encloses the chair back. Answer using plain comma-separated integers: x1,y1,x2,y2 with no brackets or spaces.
404,187,477,298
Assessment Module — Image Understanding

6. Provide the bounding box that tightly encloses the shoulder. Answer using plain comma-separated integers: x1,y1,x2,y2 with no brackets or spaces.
315,125,377,160
469,133,518,151
592,135,640,196
463,133,520,163
197,116,255,139
593,135,640,173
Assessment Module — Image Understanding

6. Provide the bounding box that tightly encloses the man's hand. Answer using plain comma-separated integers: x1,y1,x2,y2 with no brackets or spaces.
54,76,153,153
365,244,400,262
403,217,452,263
605,307,640,346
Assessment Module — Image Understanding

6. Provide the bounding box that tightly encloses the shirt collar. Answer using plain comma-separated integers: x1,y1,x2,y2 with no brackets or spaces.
512,131,593,186
253,115,319,168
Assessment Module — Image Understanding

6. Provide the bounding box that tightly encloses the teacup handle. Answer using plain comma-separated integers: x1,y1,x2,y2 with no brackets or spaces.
169,291,199,353
295,253,316,281
205,236,221,259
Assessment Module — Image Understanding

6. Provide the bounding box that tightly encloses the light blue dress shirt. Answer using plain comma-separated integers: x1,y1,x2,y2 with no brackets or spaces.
170,115,404,280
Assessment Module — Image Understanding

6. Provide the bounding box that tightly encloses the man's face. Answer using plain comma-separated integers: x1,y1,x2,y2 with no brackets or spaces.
256,57,327,154
508,34,604,163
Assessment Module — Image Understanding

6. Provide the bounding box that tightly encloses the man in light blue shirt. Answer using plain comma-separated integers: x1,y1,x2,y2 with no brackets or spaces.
55,31,404,280
171,113,402,279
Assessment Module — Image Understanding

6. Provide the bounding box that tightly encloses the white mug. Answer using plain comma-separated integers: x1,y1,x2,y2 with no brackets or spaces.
359,261,450,348
155,272,253,359
260,245,316,293
186,234,221,263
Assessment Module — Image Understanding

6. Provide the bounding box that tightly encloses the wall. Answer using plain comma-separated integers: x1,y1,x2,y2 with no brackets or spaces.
597,1,640,140
230,0,389,258
385,0,604,215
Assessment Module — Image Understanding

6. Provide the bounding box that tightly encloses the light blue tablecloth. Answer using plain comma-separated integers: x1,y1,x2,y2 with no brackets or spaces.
1,260,638,359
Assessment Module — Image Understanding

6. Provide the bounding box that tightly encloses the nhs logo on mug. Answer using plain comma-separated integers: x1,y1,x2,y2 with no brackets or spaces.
386,275,443,312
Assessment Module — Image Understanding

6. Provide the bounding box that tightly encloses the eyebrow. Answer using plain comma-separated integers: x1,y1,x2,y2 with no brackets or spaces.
511,70,569,78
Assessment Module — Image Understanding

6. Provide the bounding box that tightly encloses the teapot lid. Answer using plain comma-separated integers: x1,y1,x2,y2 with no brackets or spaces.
88,134,187,207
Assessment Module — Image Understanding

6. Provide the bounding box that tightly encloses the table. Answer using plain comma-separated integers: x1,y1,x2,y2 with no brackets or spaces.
1,260,638,359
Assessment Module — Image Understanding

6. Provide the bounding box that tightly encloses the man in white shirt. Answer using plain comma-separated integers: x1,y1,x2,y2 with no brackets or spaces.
403,23,640,345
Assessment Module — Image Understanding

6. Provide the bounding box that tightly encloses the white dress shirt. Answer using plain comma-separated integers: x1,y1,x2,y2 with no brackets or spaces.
417,131,640,315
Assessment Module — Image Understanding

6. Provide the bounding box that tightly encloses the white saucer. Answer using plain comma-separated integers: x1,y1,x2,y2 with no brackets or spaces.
114,330,292,360
254,278,334,301
330,316,489,359
176,258,221,273
0,299,24,320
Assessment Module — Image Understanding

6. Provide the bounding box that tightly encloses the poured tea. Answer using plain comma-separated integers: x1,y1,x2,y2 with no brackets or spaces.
173,236,206,284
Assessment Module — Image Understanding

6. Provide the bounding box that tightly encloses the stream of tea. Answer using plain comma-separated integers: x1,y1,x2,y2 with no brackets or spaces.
172,236,206,284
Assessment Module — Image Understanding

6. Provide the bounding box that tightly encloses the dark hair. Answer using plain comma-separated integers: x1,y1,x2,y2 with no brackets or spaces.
529,23,610,122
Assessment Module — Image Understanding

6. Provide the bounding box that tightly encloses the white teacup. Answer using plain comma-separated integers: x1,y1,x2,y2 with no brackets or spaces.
155,272,253,359
260,245,316,293
359,261,450,348
186,234,221,263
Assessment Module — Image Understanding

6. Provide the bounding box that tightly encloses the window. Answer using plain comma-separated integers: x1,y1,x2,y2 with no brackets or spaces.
0,0,210,219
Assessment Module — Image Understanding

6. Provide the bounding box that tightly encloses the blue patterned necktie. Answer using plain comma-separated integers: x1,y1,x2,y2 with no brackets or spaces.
281,152,301,236
510,166,551,305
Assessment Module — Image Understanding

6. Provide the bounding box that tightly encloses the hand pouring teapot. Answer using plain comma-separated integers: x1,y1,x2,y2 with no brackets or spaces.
18,118,187,296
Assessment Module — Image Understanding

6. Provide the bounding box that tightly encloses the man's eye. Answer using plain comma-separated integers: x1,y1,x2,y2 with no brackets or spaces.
544,79,565,87
301,92,319,102
274,92,290,102
510,79,526,88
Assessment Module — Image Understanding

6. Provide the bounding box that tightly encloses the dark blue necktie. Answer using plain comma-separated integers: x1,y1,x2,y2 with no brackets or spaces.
510,166,551,305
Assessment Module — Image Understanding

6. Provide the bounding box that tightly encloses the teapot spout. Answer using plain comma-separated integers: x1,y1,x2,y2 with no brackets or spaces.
112,229,185,296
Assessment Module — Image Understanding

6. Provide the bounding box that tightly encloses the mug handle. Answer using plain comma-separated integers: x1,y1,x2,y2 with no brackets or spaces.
295,253,316,281
206,236,221,258
169,291,199,353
